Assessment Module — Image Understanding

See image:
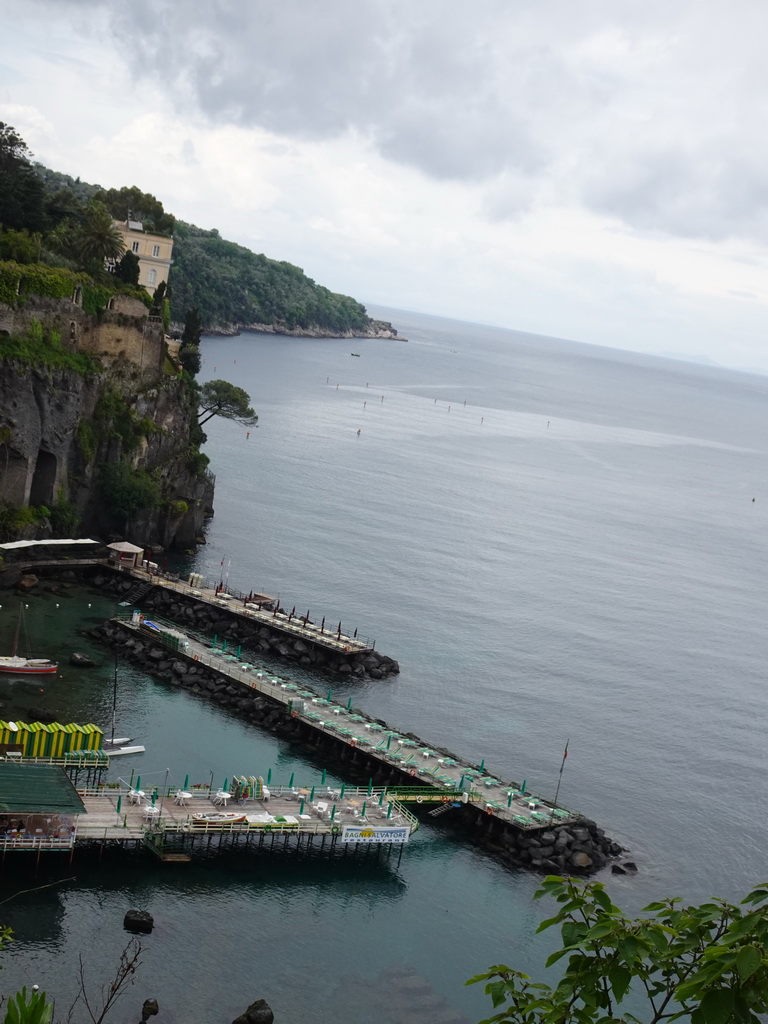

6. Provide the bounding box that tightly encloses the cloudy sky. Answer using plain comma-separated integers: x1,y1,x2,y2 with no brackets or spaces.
2,0,768,370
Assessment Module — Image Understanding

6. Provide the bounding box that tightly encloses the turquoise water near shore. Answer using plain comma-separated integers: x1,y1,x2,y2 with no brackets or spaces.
2,307,768,1022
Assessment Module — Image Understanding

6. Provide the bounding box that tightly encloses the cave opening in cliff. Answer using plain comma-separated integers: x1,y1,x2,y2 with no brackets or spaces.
29,450,57,506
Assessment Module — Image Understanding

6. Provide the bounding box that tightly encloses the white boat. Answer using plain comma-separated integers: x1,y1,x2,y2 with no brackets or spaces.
192,812,247,824
101,656,144,757
0,606,58,675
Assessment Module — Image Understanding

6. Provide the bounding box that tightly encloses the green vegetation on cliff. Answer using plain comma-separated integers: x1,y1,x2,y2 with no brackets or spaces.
169,221,370,333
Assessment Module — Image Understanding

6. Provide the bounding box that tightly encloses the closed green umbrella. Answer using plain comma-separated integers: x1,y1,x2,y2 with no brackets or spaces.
367,779,373,795
331,804,336,820
222,778,229,793
347,697,352,710
289,772,295,788
361,800,367,818
479,759,485,772
299,798,305,814
151,791,156,806
321,769,327,784
267,769,272,784
507,793,513,807
327,688,333,700
222,638,227,652
340,783,346,799
378,790,385,806
521,779,527,794
310,786,315,801
387,801,393,819
135,776,141,791
183,775,189,790
116,795,122,814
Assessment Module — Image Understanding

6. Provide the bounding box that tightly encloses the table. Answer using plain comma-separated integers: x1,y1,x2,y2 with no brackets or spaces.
174,791,192,806
144,806,160,821
214,791,231,807
128,789,145,805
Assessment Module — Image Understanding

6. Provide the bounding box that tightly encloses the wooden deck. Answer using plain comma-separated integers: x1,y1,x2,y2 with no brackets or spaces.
77,785,417,841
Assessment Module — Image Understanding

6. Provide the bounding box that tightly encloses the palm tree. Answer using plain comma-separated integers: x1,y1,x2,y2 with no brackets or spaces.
75,200,125,267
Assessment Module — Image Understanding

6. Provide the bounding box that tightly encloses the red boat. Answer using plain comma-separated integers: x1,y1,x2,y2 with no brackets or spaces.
0,606,58,675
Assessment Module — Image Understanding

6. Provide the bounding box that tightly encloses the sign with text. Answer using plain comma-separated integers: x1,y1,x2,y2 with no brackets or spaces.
341,824,410,844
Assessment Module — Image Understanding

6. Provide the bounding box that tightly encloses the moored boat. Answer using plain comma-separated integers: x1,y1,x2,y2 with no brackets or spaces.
192,812,247,824
0,607,58,675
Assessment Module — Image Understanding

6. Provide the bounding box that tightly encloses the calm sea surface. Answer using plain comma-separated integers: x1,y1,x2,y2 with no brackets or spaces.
1,307,768,1022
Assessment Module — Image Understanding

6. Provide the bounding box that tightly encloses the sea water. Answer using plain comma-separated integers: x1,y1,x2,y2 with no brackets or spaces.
1,307,767,1023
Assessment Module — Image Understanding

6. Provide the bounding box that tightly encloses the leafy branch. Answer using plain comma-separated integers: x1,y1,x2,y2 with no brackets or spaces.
467,878,768,1024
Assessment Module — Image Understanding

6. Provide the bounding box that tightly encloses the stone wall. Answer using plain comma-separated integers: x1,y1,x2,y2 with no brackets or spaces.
90,570,399,680
0,296,164,376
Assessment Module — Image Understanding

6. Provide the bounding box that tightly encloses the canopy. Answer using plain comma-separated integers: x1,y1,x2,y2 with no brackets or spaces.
107,541,144,554
0,763,86,815
0,538,100,551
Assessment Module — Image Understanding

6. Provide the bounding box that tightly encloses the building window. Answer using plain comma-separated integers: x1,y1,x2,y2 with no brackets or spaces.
147,269,157,286
131,241,140,253
152,245,161,257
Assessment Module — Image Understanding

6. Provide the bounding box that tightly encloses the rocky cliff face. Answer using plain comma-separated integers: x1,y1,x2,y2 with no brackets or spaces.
0,339,213,549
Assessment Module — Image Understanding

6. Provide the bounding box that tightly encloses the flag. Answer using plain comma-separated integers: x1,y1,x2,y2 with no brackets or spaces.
559,740,570,775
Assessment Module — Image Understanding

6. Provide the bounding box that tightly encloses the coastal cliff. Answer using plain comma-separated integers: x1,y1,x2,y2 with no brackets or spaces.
0,294,213,549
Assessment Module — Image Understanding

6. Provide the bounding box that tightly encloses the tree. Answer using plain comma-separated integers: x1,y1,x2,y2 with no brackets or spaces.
468,877,768,1024
198,380,258,427
94,184,174,236
179,307,203,376
74,200,125,268
0,123,47,233
181,306,202,348
113,250,140,285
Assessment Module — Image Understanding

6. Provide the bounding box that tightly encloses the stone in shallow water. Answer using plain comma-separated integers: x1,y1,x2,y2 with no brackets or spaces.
232,999,274,1024
123,909,153,934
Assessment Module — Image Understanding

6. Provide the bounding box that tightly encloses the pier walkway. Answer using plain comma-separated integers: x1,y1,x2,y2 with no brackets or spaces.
0,784,419,859
10,552,375,655
117,618,580,832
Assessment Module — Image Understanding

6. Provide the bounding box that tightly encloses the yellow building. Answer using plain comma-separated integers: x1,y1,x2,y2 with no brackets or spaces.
114,219,174,292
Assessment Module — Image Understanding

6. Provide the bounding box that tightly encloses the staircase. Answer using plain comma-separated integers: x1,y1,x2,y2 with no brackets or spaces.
143,830,192,862
119,581,156,606
427,802,458,818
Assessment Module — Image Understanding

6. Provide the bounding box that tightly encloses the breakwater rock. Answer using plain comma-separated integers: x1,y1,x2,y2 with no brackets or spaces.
89,570,400,681
92,619,624,877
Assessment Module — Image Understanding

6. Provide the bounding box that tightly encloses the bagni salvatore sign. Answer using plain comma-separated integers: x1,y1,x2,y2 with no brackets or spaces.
341,825,410,844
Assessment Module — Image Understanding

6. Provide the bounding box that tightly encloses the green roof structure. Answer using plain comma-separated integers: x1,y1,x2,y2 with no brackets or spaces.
0,762,86,815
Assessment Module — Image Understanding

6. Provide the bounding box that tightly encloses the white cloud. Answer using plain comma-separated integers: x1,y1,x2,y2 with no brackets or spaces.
1,0,768,370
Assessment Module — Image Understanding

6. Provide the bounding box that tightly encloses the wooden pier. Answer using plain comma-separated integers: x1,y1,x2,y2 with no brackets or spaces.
113,618,581,833
0,783,419,862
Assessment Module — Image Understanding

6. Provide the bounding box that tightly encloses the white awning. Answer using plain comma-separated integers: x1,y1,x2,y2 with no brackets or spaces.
0,538,101,551
107,541,145,554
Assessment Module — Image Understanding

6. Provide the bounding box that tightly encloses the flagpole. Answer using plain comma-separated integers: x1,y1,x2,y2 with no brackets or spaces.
550,739,569,825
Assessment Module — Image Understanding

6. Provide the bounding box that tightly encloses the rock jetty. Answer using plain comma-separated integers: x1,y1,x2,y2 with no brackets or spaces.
89,571,400,681
90,618,627,877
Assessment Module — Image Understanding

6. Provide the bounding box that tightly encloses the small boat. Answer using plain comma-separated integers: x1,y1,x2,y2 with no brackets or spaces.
192,812,247,825
350,352,360,357
101,656,142,754
0,606,58,675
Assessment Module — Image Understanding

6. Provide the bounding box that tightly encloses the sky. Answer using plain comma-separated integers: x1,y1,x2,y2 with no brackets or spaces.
1,0,768,371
